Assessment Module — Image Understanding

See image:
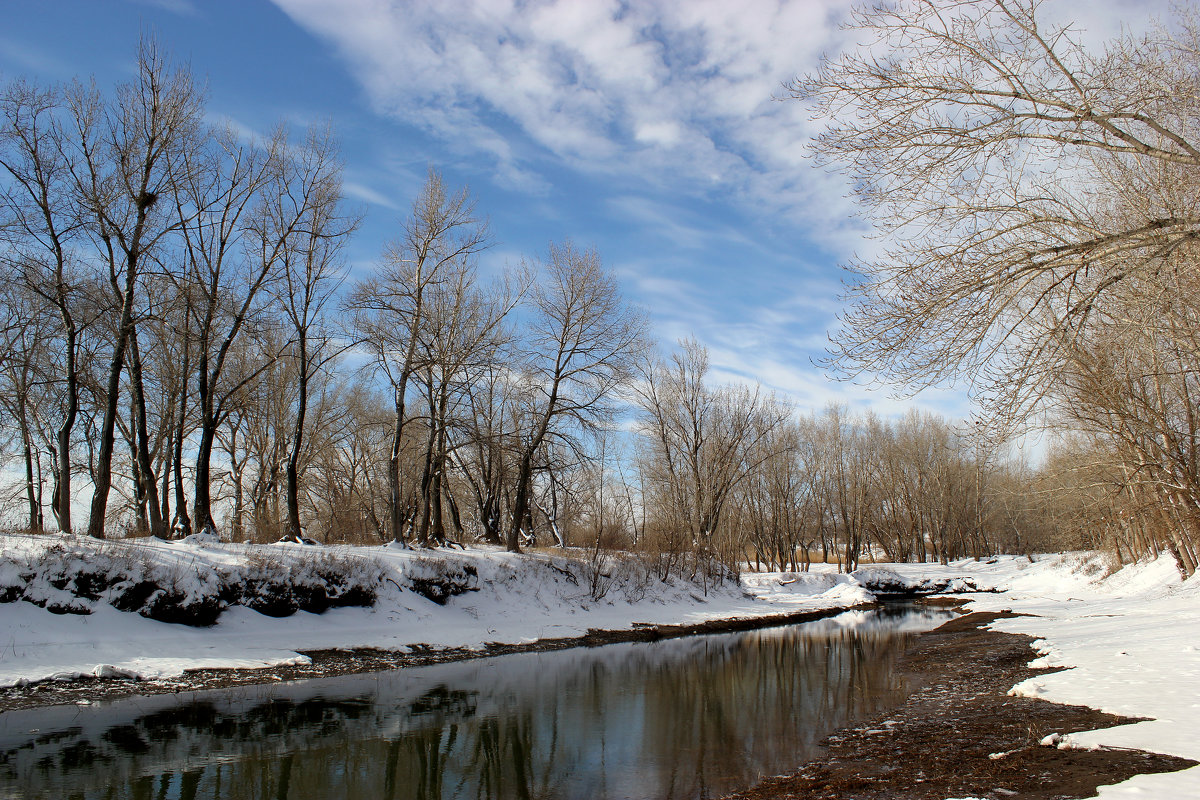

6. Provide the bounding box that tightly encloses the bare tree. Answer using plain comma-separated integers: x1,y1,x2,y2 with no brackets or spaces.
349,169,491,543
273,126,357,542
69,39,206,538
505,242,648,553
0,281,53,530
171,122,343,537
455,360,516,545
0,80,105,534
793,0,1200,574
410,260,521,546
634,338,789,571
168,123,272,537
793,0,1200,426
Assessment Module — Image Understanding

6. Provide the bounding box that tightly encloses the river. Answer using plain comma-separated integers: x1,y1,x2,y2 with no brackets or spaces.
0,603,955,800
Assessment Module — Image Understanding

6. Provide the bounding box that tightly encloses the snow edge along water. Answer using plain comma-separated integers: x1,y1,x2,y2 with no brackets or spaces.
1,532,896,689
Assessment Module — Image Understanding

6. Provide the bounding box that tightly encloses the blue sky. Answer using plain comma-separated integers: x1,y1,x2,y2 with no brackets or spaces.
0,0,1168,422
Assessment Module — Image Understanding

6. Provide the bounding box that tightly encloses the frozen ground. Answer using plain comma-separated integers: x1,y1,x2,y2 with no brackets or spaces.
2,534,1198,798
0,532,873,689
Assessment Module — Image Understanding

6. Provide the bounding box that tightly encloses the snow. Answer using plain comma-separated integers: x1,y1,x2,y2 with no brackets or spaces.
0,533,871,689
3,535,1200,798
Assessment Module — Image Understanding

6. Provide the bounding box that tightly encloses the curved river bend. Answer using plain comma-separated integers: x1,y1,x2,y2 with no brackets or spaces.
0,603,955,800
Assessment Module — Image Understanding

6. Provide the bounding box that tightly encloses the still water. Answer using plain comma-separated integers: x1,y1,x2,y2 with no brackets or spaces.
0,604,954,800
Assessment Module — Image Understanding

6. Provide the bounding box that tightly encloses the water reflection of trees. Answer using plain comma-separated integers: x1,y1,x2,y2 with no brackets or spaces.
1,614,943,800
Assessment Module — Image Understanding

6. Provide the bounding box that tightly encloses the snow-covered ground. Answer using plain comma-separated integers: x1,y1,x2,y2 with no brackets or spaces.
3,534,1199,798
0,532,873,688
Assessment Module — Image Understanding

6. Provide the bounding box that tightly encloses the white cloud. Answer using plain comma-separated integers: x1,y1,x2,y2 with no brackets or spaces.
268,0,859,246
342,180,400,210
271,0,1177,245
605,194,758,251
267,0,1175,428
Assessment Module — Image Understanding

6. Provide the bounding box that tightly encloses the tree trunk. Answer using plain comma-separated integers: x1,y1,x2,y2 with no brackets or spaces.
86,308,133,540
193,415,217,534
172,374,192,536
159,459,171,533
128,396,148,533
285,345,309,542
128,328,166,537
53,324,78,535
508,449,537,553
389,389,407,543
19,402,40,532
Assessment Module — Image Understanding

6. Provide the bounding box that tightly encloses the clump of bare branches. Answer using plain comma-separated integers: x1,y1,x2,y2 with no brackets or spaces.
794,0,1200,574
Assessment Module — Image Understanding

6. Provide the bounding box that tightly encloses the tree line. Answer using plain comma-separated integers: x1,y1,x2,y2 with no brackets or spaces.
0,21,1172,577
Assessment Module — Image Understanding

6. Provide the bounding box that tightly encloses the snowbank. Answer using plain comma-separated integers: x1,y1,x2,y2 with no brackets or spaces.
0,535,383,624
7,535,1197,797
0,534,884,688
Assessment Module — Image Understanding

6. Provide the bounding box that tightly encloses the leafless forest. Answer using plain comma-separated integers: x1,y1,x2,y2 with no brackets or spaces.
3,0,1199,579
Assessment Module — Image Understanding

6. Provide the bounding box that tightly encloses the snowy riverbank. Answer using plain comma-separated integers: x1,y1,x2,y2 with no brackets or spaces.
863,552,1200,799
3,535,1199,797
933,553,1200,800
0,532,879,689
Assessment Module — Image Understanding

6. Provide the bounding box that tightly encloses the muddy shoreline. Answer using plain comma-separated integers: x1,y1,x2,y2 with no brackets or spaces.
723,611,1196,800
0,602,872,713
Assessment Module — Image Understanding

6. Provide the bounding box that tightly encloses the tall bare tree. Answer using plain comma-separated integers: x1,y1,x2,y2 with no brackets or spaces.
794,0,1200,574
69,39,206,538
273,126,356,542
505,242,648,553
794,0,1200,425
349,169,491,543
0,80,105,534
635,338,789,568
410,260,521,545
0,281,53,530
168,123,273,537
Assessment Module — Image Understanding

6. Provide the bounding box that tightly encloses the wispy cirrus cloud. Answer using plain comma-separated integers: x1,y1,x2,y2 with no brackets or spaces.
267,0,866,252
126,0,198,16
0,37,74,78
342,180,400,210
266,0,1175,424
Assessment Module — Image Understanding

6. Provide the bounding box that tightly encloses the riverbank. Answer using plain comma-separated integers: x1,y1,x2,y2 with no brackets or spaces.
5,537,1200,796
0,603,872,713
0,532,879,693
725,554,1200,799
726,610,1196,800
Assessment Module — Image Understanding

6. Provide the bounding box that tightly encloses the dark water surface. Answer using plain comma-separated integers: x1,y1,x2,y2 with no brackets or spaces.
0,604,954,800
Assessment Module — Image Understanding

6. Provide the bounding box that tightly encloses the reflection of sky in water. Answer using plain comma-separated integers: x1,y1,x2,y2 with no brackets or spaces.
0,605,955,800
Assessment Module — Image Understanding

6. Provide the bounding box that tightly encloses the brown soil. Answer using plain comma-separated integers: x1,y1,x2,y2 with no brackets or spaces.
723,611,1197,800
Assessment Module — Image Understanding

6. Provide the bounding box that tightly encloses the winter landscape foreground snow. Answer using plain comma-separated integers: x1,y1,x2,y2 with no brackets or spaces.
2,534,1200,798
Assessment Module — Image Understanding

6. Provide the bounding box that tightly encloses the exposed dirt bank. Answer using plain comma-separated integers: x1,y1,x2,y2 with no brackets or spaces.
0,604,866,713
723,611,1197,800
